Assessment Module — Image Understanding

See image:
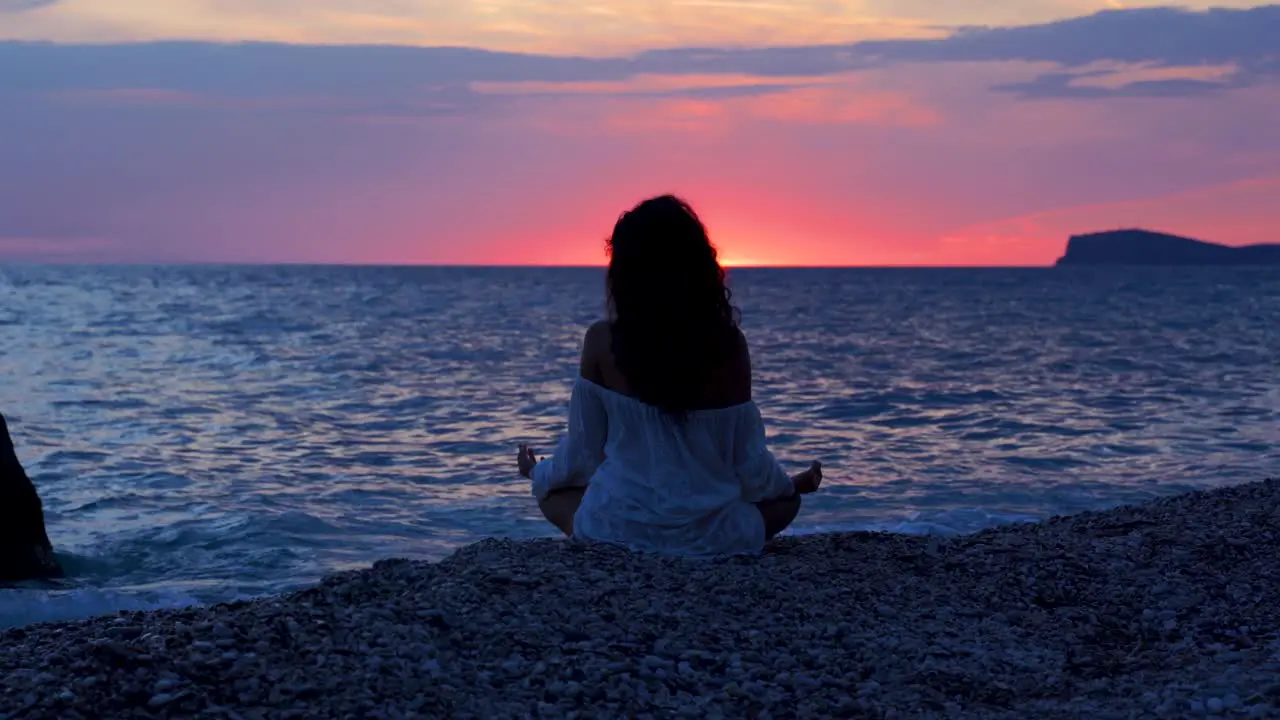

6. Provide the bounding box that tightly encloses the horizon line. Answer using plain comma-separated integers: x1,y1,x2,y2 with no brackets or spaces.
0,261,1060,270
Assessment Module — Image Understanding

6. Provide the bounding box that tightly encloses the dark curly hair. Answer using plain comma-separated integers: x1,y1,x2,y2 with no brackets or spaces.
606,195,741,422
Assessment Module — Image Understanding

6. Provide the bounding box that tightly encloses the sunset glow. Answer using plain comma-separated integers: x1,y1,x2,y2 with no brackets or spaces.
1,0,1271,54
1,2,1277,266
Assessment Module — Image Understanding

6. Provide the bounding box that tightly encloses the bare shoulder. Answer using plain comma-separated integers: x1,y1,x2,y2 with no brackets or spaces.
579,320,612,384
584,319,612,347
730,326,750,360
583,320,612,361
725,327,752,402
693,325,752,407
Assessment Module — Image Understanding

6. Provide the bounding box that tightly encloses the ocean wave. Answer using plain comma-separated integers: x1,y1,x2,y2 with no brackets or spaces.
1,266,1276,629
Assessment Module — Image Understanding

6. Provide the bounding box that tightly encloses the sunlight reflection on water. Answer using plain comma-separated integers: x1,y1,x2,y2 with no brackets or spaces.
0,265,1277,625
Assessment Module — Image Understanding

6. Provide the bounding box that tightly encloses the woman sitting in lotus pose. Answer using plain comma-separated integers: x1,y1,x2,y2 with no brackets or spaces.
517,195,823,558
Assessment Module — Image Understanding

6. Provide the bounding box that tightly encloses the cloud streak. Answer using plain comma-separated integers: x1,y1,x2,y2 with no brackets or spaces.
640,5,1280,97
0,0,1273,54
0,6,1277,264
4,6,1275,107
0,0,57,13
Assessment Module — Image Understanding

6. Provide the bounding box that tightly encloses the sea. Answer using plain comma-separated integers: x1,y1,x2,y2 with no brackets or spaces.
1,265,1277,629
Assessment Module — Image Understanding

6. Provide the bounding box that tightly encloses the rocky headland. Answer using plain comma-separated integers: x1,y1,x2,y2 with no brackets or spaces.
1055,229,1280,266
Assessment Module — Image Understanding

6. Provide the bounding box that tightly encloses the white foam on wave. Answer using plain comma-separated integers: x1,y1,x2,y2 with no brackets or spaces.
0,587,204,630
0,506,1045,629
793,506,1043,538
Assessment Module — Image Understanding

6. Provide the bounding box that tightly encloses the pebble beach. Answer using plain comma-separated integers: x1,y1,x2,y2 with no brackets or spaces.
3,478,1279,719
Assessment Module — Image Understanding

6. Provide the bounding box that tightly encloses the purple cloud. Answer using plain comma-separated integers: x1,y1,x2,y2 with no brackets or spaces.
2,6,1276,107
0,0,57,13
0,5,1276,263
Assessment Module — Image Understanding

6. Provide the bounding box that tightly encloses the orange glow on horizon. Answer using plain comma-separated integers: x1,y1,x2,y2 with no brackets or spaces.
404,173,1280,269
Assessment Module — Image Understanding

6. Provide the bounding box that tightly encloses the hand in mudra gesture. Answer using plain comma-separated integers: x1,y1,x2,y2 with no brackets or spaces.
517,443,543,479
792,461,823,494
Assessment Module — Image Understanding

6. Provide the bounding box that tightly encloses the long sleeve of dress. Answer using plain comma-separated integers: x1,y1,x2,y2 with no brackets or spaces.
733,403,795,503
530,379,609,501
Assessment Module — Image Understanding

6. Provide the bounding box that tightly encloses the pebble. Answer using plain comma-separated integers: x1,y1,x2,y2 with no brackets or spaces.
0,478,1277,719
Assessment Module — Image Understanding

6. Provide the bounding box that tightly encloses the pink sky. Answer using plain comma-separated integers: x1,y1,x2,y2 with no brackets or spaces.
0,3,1277,266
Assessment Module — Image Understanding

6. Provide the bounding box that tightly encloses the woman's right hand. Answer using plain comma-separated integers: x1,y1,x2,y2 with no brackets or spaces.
517,443,541,479
792,461,823,494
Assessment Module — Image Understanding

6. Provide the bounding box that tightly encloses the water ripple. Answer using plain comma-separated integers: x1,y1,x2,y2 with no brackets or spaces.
0,265,1277,627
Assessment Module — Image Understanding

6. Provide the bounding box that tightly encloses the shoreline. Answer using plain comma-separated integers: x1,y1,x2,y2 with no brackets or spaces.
2,478,1278,719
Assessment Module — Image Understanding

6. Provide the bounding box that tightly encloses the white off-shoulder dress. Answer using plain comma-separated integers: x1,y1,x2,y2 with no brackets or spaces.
530,377,796,558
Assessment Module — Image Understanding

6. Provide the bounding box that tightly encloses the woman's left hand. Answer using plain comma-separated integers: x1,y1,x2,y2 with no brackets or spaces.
517,443,541,479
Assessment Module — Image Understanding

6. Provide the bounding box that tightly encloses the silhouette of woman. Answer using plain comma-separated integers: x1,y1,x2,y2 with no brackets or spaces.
518,195,822,557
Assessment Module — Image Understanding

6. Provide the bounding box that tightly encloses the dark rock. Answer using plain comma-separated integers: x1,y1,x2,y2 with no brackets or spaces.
1055,229,1280,266
0,412,63,582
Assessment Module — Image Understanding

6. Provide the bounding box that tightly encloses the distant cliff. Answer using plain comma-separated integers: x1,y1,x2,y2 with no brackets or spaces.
1055,229,1280,267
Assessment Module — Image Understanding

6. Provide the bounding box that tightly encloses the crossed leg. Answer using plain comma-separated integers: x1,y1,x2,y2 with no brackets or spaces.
538,486,586,537
758,495,802,540
539,487,802,542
